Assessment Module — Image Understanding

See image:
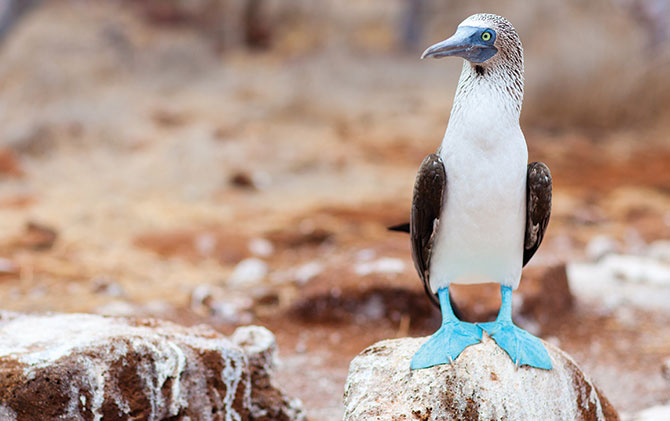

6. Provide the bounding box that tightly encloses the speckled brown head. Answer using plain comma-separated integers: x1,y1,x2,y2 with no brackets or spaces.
422,14,525,113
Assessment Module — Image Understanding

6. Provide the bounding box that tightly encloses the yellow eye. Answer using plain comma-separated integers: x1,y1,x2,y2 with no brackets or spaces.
482,32,492,41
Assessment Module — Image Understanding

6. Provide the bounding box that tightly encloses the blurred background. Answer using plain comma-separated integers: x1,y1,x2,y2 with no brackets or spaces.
0,0,668,418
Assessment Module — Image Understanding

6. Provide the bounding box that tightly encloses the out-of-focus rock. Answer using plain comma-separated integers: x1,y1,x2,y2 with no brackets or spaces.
586,235,621,261
17,221,58,251
292,261,323,285
228,257,268,287
248,237,274,257
451,264,573,327
0,258,18,276
354,257,405,276
568,245,670,311
91,276,125,297
190,284,254,324
230,171,258,190
647,240,670,263
344,335,618,421
580,254,670,286
0,312,304,420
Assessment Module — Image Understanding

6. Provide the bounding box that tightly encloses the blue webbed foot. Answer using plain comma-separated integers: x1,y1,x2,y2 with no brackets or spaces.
480,285,552,370
411,319,482,369
411,287,483,370
479,320,552,369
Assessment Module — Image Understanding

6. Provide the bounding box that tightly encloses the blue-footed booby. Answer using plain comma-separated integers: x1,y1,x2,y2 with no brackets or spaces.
402,14,553,370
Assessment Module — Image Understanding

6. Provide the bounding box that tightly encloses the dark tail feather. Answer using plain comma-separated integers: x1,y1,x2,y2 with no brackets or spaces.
388,222,410,233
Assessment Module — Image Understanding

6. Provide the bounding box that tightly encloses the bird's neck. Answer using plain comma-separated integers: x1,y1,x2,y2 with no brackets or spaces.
442,61,524,146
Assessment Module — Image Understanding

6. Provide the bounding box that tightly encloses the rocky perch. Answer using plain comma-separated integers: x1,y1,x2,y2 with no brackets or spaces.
344,335,619,421
0,312,305,420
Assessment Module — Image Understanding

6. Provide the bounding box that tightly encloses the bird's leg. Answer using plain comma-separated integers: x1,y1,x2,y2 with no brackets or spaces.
410,286,482,370
495,284,513,323
479,285,552,370
438,285,458,323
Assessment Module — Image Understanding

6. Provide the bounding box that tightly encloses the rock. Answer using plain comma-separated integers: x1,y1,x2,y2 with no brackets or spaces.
624,404,670,421
647,240,670,263
17,221,58,251
354,257,405,276
248,238,274,257
0,312,305,420
190,284,254,324
232,327,305,421
229,258,269,287
230,171,258,190
0,258,18,276
291,261,324,285
344,335,618,421
586,235,620,261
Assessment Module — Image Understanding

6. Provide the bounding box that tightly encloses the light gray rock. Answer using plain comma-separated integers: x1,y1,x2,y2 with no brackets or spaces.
0,312,305,421
623,404,670,421
344,335,618,421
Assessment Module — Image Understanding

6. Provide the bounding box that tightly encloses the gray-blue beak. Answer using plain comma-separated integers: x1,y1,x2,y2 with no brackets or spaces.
421,26,497,63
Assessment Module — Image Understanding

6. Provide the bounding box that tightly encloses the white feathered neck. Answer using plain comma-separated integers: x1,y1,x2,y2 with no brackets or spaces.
441,15,525,148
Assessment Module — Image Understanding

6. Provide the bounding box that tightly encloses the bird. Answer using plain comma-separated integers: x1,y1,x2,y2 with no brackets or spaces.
396,13,553,370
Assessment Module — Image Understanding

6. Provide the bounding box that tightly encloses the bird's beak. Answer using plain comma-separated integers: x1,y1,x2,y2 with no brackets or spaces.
421,26,496,63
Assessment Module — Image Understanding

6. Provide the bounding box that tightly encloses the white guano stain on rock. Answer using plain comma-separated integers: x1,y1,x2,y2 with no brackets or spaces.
0,405,16,421
343,335,618,421
0,312,305,420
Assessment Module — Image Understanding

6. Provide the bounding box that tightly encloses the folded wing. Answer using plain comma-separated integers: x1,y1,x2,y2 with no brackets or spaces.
523,162,552,266
410,154,447,307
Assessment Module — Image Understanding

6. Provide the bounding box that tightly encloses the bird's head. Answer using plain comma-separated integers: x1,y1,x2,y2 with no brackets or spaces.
421,14,522,72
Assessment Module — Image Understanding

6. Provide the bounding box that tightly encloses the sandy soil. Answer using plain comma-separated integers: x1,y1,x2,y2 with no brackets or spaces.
0,2,668,419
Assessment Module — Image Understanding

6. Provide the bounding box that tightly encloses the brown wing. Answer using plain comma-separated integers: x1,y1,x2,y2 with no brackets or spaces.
524,162,552,266
410,154,447,307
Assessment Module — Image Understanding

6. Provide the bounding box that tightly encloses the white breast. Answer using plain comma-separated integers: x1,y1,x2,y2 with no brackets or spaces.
428,79,528,291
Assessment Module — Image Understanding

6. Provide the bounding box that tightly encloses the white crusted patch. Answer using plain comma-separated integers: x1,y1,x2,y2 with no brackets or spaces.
0,312,249,420
0,405,17,421
344,335,614,420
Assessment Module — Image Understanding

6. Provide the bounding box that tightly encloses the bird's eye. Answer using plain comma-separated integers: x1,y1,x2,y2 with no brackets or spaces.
481,31,492,41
